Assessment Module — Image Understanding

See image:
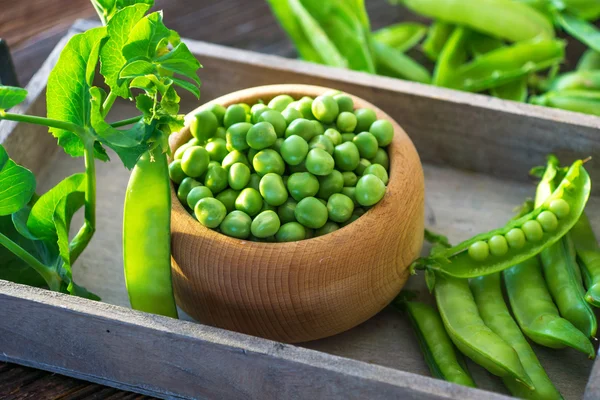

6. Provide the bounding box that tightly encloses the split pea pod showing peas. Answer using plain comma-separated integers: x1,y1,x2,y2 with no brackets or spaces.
571,213,600,307
414,160,591,278
471,273,562,399
397,300,475,387
434,272,534,388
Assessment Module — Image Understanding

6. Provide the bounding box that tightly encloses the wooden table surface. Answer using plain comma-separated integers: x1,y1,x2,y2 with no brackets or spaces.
0,1,400,398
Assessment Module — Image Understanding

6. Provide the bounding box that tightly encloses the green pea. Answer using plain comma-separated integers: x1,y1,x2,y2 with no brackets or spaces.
341,207,365,226
216,188,240,213
205,138,228,162
295,96,315,120
336,111,358,133
287,160,308,174
226,122,252,151
523,220,544,242
276,222,306,242
324,128,342,146
224,104,247,128
295,197,328,229
304,228,315,239
280,135,309,166
253,149,285,176
169,160,187,184
239,103,251,115
370,119,394,147
488,235,508,256
219,210,252,239
317,198,327,206
309,135,334,155
246,121,277,150
287,172,319,201
260,201,277,212
549,199,570,219
247,148,259,166
354,108,377,133
235,188,263,217
251,103,270,123
271,138,284,154
341,187,359,206
268,94,294,112
468,241,490,261
363,164,389,185
174,142,193,160
188,138,201,146
248,173,261,191
278,198,298,224
311,120,325,136
327,193,355,223
506,228,526,249
204,165,228,194
341,133,356,143
213,126,227,141
537,210,559,232
281,107,303,124
356,174,386,206
177,177,201,204
312,95,339,124
285,118,316,141
306,148,335,176
333,142,360,171
317,170,344,199
342,171,358,187
334,94,354,113
228,162,251,190
222,150,249,170
187,186,213,209
206,103,226,126
181,146,210,178
251,210,281,238
208,161,221,170
316,221,340,237
194,198,227,228
354,158,372,175
258,110,287,138
353,132,379,159
260,173,288,206
190,110,218,143
370,148,390,170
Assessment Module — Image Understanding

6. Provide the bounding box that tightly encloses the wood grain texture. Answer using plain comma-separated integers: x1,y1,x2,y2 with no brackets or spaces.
169,84,425,343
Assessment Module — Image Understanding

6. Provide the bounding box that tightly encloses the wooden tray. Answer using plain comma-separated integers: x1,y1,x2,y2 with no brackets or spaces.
1,20,599,399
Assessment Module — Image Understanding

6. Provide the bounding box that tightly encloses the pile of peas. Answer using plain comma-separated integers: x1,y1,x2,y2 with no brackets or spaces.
168,91,394,242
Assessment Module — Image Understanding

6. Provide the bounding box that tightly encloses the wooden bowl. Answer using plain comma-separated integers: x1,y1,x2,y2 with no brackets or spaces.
169,84,424,343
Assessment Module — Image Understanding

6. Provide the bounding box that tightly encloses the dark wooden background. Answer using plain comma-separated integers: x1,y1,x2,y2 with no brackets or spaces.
0,0,401,398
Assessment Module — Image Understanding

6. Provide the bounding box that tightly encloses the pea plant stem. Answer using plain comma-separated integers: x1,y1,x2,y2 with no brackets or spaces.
110,116,142,128
69,141,96,263
0,111,87,137
0,232,61,291
102,91,118,117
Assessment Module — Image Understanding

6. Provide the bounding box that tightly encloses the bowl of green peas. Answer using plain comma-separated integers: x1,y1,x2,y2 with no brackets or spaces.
168,84,424,343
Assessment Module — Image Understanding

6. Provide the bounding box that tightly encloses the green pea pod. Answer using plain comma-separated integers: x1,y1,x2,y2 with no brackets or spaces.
554,12,600,53
446,39,565,92
545,70,600,91
435,273,534,389
530,90,600,116
422,21,454,61
468,32,504,57
399,301,476,387
471,273,563,400
433,27,470,87
372,22,428,52
414,160,591,278
577,49,600,71
372,40,432,83
396,0,554,42
504,257,595,357
124,150,178,318
560,0,600,21
571,213,600,307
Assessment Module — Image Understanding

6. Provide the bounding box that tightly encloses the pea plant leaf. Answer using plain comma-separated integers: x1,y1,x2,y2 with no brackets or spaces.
0,86,27,111
122,12,170,60
0,145,36,216
100,3,151,98
46,27,108,159
154,42,202,84
91,0,153,25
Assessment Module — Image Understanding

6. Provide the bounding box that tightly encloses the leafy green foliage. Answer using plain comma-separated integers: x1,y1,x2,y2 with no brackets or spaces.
0,86,27,111
0,145,36,216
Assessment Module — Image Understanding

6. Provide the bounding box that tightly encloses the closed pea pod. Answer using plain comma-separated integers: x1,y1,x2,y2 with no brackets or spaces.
577,49,600,71
422,21,454,61
372,22,428,52
530,90,600,116
372,41,432,84
433,27,470,87
570,213,600,307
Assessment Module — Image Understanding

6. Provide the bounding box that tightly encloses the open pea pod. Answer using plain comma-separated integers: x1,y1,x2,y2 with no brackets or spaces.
413,160,591,278
530,90,600,116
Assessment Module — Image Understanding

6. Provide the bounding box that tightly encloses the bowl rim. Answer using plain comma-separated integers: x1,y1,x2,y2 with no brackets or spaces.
169,84,419,247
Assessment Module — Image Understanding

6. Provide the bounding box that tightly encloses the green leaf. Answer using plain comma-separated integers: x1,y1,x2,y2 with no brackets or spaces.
100,3,151,98
135,93,154,117
129,76,156,92
0,85,27,111
119,59,157,79
171,77,200,99
92,0,153,24
123,12,170,60
154,42,202,84
47,27,108,159
425,268,436,293
27,174,86,242
555,12,600,53
54,191,85,271
0,145,36,216
12,207,38,240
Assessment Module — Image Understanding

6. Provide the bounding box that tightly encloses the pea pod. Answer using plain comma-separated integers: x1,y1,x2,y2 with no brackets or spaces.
530,90,600,116
435,273,534,389
571,213,600,307
471,273,562,400
414,160,591,278
372,22,427,52
555,12,600,53
561,0,600,21
433,27,470,87
577,49,600,71
545,70,600,91
372,40,432,83
395,0,554,42
504,257,595,357
399,300,476,387
422,21,454,61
